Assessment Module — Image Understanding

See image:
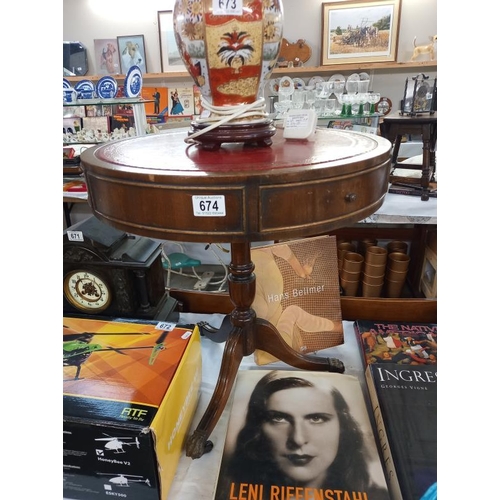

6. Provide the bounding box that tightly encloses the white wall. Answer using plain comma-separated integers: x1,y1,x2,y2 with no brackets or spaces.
63,0,437,108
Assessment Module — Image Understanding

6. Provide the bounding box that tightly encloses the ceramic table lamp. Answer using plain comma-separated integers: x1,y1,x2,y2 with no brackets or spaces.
173,0,284,150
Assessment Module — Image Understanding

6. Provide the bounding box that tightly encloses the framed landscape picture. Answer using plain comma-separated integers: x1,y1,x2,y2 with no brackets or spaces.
321,0,401,66
158,10,184,72
117,34,147,74
94,38,120,75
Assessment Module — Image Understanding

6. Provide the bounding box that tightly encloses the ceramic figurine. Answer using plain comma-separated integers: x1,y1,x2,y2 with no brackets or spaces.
411,35,437,61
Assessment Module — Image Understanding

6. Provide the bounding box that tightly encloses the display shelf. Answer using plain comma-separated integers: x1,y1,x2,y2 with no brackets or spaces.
63,141,101,146
167,193,437,314
317,114,380,134
63,98,153,106
65,71,191,83
272,60,437,75
64,61,437,84
63,99,152,136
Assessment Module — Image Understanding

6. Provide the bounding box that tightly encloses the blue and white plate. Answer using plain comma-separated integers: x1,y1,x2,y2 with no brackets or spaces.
96,76,118,99
74,79,95,99
63,78,72,89
124,65,142,98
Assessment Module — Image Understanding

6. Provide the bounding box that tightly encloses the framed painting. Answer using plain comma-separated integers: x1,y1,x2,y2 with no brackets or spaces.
94,39,120,75
117,34,147,74
158,10,184,72
321,0,401,66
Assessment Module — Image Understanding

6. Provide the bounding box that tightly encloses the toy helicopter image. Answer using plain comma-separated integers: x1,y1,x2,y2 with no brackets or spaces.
97,472,151,487
63,325,170,381
95,433,140,453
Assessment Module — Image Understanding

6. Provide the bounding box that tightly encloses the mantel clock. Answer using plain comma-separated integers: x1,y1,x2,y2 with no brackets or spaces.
63,216,173,319
401,73,437,116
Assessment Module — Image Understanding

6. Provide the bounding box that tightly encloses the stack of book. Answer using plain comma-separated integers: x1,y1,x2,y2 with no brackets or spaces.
354,320,437,500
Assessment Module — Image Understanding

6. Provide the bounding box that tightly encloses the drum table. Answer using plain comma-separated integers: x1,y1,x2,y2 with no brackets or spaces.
81,127,391,458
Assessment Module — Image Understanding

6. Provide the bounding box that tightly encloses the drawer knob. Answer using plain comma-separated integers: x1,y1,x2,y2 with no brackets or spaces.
345,193,357,202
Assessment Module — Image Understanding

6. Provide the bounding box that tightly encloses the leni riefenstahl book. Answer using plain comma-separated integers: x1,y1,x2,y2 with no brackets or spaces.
365,364,437,500
251,235,344,365
213,370,390,500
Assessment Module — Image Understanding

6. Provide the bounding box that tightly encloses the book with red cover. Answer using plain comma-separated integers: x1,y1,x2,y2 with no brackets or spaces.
354,320,437,368
63,176,87,198
365,363,437,500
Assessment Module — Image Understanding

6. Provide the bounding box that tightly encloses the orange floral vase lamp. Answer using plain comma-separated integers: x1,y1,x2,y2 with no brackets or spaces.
173,0,284,150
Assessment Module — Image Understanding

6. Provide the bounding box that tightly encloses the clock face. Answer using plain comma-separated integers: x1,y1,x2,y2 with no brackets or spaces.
64,270,112,313
376,97,392,116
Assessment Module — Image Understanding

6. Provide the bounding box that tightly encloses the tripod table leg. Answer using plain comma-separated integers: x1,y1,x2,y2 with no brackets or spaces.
185,324,248,458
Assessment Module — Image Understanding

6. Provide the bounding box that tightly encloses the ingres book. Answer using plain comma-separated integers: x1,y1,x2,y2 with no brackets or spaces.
213,369,390,500
365,364,437,500
251,236,344,365
354,320,437,367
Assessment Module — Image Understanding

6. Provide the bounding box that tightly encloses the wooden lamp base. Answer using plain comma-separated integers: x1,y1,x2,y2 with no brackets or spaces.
188,119,276,151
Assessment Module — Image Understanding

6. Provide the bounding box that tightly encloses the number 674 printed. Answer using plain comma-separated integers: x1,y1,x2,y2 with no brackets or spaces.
192,195,226,217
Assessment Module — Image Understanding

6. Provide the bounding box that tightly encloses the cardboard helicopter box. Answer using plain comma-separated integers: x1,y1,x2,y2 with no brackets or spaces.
63,316,202,500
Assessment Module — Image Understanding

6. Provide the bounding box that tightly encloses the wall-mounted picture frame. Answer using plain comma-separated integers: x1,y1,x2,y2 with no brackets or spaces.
117,34,147,74
158,10,184,72
321,0,401,66
94,38,120,75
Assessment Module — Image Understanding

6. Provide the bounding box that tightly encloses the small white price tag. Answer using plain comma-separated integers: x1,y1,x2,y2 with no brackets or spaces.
192,195,226,217
285,111,310,129
67,230,84,242
283,109,317,140
213,0,243,16
155,322,176,331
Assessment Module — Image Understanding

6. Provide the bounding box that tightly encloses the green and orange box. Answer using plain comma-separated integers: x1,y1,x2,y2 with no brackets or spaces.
63,316,202,500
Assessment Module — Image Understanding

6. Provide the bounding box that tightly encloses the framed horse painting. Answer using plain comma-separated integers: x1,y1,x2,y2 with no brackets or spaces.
321,0,401,65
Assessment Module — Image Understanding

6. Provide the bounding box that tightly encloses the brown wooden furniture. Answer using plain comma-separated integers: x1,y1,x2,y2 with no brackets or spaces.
168,224,438,321
63,196,88,227
81,127,391,458
380,112,437,201
171,291,437,323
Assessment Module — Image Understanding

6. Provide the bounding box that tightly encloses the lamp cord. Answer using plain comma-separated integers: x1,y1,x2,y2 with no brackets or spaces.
184,96,268,144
